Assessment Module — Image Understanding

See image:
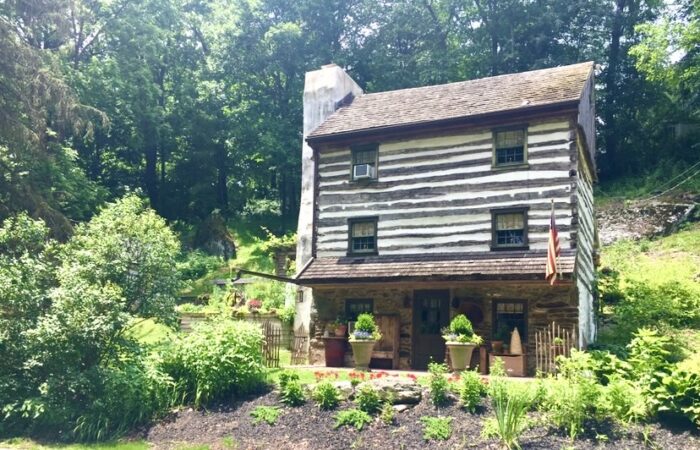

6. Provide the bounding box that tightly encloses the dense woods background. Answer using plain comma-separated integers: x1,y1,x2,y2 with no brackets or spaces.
1,0,698,239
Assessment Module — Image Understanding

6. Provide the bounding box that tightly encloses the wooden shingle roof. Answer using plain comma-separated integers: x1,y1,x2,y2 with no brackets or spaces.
295,251,576,285
308,62,593,141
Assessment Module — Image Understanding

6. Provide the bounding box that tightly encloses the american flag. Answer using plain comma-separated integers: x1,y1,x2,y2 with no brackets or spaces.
545,203,560,285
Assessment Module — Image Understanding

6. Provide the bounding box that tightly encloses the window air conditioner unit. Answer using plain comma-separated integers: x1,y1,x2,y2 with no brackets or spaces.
353,163,375,179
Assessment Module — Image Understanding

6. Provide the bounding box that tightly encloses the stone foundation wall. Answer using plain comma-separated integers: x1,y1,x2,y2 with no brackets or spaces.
310,282,578,374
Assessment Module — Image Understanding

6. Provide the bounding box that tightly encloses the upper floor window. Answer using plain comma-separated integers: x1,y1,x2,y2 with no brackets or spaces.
348,217,378,255
493,129,526,167
491,208,528,249
351,145,378,181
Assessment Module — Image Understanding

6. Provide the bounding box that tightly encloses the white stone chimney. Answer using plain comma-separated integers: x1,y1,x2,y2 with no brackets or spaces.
295,64,363,337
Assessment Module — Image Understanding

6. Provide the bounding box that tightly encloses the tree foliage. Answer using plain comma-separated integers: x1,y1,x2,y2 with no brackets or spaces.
1,0,695,237
0,195,180,440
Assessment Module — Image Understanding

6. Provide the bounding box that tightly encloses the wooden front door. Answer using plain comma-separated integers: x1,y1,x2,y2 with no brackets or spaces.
412,289,450,370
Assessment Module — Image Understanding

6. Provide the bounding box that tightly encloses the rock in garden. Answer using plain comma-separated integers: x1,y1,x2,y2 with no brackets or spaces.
357,378,422,404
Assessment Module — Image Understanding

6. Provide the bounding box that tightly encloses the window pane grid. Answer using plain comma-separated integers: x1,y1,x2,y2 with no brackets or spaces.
496,147,524,164
497,230,524,245
495,129,525,165
493,211,526,247
352,236,375,252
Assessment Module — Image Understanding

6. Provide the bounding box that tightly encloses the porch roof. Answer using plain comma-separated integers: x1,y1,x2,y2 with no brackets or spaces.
295,250,576,285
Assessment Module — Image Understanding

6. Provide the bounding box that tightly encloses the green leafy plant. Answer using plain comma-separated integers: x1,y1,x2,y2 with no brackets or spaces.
350,313,382,341
442,314,483,344
160,319,266,407
312,381,341,410
356,385,382,414
598,377,650,425
278,305,295,325
484,372,533,450
459,370,485,413
539,376,599,440
421,416,452,441
428,362,450,406
278,370,305,407
651,368,700,426
379,396,396,425
334,409,373,431
250,406,280,425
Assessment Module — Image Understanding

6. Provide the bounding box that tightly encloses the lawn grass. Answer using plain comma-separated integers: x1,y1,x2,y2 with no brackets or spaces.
0,438,148,449
126,318,175,346
601,222,700,293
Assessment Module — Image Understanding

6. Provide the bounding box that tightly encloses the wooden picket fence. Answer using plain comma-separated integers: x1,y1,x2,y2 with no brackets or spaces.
535,322,577,374
291,325,309,365
262,321,281,368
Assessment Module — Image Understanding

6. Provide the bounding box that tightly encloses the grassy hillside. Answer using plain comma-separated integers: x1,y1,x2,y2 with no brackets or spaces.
598,222,700,369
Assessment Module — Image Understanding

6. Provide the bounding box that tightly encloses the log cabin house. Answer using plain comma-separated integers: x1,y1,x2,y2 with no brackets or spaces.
293,62,597,374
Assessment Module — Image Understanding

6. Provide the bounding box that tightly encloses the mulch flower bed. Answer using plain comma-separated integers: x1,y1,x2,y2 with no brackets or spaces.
140,387,698,450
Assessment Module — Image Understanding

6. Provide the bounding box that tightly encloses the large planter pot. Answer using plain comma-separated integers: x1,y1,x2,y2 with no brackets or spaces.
350,339,376,371
447,343,477,371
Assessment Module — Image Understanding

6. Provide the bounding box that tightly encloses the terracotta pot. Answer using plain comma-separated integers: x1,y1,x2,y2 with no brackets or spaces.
446,343,477,371
350,339,376,371
334,324,348,337
492,341,504,354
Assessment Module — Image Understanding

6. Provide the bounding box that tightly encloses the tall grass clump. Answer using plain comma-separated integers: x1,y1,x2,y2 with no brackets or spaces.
482,359,533,450
160,319,265,407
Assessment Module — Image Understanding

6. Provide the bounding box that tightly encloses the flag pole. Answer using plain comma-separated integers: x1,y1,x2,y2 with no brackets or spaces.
551,199,562,280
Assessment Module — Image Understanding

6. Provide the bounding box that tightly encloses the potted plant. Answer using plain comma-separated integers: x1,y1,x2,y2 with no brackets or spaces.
348,313,382,371
442,314,483,371
491,323,510,354
333,314,348,337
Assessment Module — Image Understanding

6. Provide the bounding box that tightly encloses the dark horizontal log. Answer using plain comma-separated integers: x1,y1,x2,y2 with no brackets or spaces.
318,182,574,213
317,201,574,228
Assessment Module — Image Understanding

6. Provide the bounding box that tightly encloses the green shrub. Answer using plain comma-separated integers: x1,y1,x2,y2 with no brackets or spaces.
421,416,452,441
177,250,223,282
598,276,700,346
598,377,650,425
160,319,265,407
627,328,676,382
428,362,450,406
334,409,373,430
443,315,483,344
539,376,599,440
0,198,182,441
379,398,395,425
449,314,474,336
356,385,381,414
459,370,485,413
651,368,700,426
250,406,280,425
278,305,295,325
312,381,341,410
485,375,533,450
351,313,381,340
279,378,305,407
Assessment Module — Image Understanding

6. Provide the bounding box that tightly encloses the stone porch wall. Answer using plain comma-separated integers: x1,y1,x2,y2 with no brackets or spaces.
310,282,578,374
